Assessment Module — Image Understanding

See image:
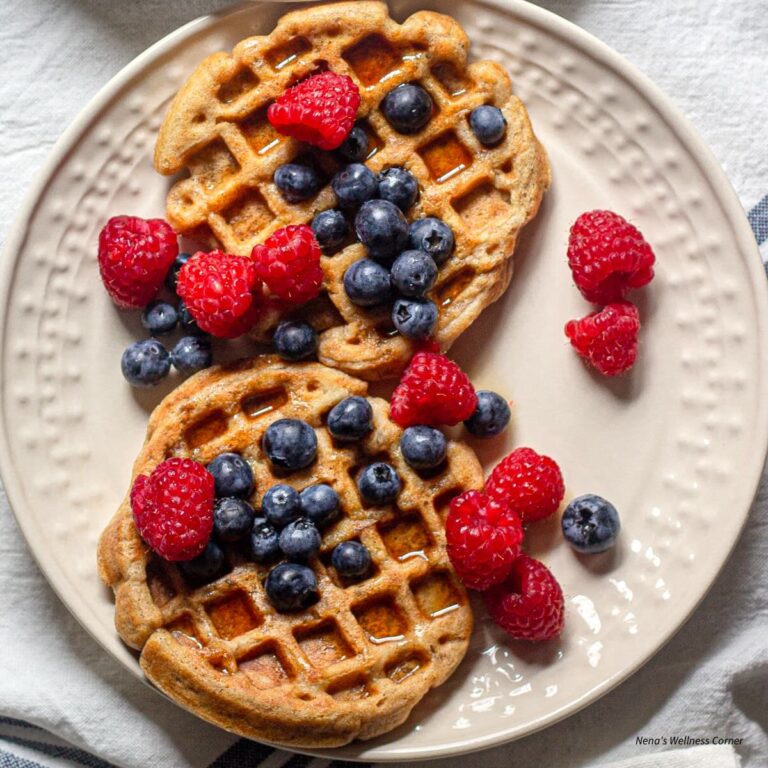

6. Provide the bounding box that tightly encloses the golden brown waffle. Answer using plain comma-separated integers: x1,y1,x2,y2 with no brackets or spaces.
98,356,483,747
154,1,550,380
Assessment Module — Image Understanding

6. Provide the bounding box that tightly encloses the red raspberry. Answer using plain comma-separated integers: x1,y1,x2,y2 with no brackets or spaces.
267,71,361,151
486,447,565,523
390,352,477,427
484,555,565,642
177,250,262,338
130,458,214,561
446,491,523,591
568,210,655,303
98,216,178,308
251,225,323,305
565,301,640,376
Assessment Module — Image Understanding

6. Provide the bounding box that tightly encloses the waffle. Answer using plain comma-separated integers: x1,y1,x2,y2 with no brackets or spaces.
154,1,550,380
98,356,483,747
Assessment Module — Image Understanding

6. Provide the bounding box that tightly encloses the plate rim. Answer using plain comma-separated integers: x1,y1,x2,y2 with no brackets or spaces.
1,0,767,761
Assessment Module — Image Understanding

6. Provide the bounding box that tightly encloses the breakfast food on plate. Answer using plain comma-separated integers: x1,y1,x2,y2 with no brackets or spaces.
153,0,550,380
561,494,621,553
98,356,484,747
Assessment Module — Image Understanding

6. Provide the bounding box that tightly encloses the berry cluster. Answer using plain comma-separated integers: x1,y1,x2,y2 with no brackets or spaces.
564,210,655,376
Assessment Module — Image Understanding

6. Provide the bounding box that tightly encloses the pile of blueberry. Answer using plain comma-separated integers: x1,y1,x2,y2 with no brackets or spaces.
121,253,213,387
271,83,508,343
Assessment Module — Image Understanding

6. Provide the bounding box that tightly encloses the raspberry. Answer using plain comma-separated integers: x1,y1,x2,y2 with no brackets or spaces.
567,210,655,303
486,447,565,523
176,250,262,338
446,491,523,591
565,301,640,376
484,555,565,642
98,216,178,309
130,458,215,561
251,225,323,305
267,71,361,151
390,352,477,427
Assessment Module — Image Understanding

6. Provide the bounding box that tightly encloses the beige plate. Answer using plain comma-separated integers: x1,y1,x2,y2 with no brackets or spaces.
1,0,766,761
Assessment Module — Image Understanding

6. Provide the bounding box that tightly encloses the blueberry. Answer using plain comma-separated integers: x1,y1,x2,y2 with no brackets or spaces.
391,250,437,297
355,199,409,260
141,300,178,336
178,300,206,336
408,217,455,265
178,541,226,584
299,484,340,527
335,125,369,162
262,484,301,528
381,83,433,134
561,494,621,554
331,541,372,579
274,163,322,203
248,518,281,563
263,418,317,471
121,339,170,387
273,321,317,361
278,518,321,560
311,209,349,251
358,462,401,505
377,167,419,211
265,562,318,612
392,297,438,340
213,497,256,542
331,163,377,208
165,252,191,293
170,335,212,374
463,390,511,438
400,425,447,469
469,105,507,145
343,259,392,306
326,396,373,441
206,452,254,498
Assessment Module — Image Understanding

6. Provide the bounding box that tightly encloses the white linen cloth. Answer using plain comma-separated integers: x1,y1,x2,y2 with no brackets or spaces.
0,1,766,767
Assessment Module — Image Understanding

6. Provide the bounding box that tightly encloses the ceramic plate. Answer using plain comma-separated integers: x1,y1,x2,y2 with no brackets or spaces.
1,0,766,761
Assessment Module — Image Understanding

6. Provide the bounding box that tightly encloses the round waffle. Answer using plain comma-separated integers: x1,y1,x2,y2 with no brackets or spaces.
154,1,550,380
98,356,483,747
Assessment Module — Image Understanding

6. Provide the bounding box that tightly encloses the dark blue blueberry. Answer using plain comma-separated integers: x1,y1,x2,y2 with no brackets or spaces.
335,125,369,162
400,425,447,469
213,497,256,542
357,462,401,505
206,452,254,498
390,250,437,297
263,418,317,471
326,396,373,442
381,83,433,134
274,163,322,203
170,335,212,374
178,541,226,584
165,252,191,293
141,300,178,336
408,217,455,265
278,518,321,560
248,518,281,563
299,484,340,527
331,541,372,579
178,300,206,336
262,484,302,528
469,105,507,145
343,259,392,307
377,167,419,211
392,297,438,340
463,390,511,438
311,209,349,251
355,199,409,260
121,339,170,387
273,321,317,361
331,163,377,208
265,562,319,612
561,494,621,554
